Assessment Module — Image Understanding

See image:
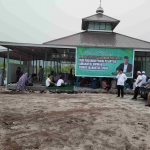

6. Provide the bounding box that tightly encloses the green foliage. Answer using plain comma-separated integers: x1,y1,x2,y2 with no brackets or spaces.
44,64,75,75
0,63,4,69
61,64,75,74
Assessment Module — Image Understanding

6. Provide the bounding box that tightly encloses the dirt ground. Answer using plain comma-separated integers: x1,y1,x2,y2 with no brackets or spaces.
0,92,150,150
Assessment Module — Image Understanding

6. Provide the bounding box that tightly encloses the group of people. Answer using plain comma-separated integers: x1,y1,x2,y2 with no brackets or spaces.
53,72,74,85
46,74,65,87
116,69,150,106
101,78,117,92
16,66,74,91
45,71,75,87
16,66,41,91
16,65,149,106
77,77,117,90
16,72,37,91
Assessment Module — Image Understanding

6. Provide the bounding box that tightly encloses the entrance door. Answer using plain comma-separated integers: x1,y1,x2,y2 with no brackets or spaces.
135,51,150,78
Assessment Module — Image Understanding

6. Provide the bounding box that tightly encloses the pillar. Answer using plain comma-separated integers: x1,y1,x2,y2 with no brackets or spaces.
145,52,146,71
28,55,30,76
33,56,34,73
53,61,56,73
43,60,44,69
39,59,40,67
60,61,61,73
3,57,5,70
36,58,37,75
44,51,47,78
57,61,58,73
20,51,22,68
7,48,10,84
50,60,52,74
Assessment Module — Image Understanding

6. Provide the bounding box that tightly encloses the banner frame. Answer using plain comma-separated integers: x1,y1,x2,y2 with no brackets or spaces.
75,47,135,78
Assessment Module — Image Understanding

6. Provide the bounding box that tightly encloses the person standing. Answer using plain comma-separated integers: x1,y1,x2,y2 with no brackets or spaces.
131,71,142,100
38,66,44,83
116,69,127,98
141,71,147,84
16,67,21,82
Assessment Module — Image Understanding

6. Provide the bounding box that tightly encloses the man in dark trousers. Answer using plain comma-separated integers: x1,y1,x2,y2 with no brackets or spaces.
116,69,127,98
116,56,132,73
131,71,142,100
16,67,21,82
38,66,44,83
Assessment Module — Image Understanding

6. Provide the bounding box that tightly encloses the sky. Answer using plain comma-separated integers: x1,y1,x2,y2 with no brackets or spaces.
0,0,149,45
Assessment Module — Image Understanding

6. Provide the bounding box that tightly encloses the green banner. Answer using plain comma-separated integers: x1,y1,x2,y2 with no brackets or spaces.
75,47,134,78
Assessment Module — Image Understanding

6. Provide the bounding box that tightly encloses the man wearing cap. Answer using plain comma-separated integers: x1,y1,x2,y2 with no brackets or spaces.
116,69,127,98
141,71,147,84
131,71,142,100
116,56,132,73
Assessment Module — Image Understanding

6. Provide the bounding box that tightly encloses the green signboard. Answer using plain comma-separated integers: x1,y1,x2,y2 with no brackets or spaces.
75,47,134,78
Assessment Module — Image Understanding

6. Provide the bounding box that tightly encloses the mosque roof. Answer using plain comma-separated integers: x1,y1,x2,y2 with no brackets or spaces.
43,31,150,50
82,13,120,30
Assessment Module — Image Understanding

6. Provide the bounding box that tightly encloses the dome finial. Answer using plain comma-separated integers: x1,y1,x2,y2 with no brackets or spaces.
96,0,104,14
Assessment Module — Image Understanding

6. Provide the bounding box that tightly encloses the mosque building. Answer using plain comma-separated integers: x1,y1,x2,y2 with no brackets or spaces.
0,1,150,83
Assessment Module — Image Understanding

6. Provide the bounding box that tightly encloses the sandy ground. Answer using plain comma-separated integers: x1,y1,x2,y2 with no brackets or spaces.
0,92,150,150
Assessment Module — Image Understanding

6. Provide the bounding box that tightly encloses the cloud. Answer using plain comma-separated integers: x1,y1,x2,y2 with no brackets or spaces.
115,0,150,41
0,0,149,43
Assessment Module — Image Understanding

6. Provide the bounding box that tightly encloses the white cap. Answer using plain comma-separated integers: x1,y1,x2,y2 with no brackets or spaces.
142,71,145,74
137,71,141,74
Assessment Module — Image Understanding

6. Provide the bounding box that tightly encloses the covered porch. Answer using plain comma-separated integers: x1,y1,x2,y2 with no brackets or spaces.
0,41,76,85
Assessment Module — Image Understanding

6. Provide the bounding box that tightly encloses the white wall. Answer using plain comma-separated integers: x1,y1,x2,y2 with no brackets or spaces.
8,63,36,83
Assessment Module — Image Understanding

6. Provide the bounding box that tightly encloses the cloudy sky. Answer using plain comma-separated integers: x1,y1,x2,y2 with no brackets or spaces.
0,0,149,44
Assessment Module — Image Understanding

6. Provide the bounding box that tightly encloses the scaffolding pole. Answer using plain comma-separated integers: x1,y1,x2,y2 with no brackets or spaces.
3,57,5,70
36,58,37,75
28,55,30,76
20,51,22,68
7,48,10,84
44,51,48,78
50,60,52,75
33,56,34,73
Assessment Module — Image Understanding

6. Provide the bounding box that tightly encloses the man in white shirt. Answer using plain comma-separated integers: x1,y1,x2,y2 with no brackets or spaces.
141,71,147,84
57,76,65,87
116,69,127,98
132,79,136,90
46,74,55,87
131,71,142,100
